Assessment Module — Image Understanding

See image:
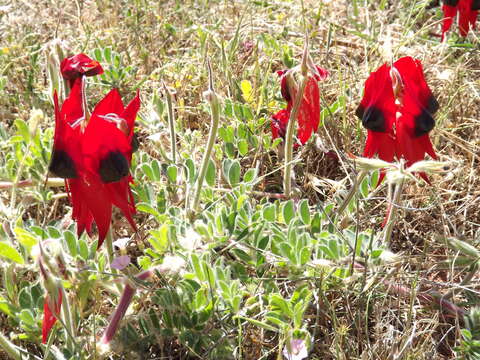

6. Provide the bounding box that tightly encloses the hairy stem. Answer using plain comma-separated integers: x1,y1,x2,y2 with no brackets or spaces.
100,268,155,345
283,42,309,198
0,332,22,360
383,178,405,244
336,171,366,218
191,60,220,212
164,83,177,164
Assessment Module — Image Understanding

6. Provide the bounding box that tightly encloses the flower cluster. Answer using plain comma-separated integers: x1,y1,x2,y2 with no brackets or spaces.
44,53,140,343
442,0,479,39
49,53,139,247
356,56,439,183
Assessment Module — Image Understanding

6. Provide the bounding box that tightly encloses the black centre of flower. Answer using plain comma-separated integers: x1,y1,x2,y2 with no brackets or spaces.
414,96,438,137
472,0,480,10
356,105,386,132
99,151,129,183
444,0,460,6
49,150,77,178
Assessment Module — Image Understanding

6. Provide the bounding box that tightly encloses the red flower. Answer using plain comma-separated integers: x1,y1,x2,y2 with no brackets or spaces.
42,290,63,344
61,53,103,88
356,56,439,183
271,66,328,146
441,0,479,40
49,76,140,248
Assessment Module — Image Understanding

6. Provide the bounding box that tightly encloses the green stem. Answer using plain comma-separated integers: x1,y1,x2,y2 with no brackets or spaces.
0,332,22,360
164,83,177,164
105,229,122,294
383,177,405,244
283,42,309,198
60,287,76,352
336,171,366,217
191,60,220,212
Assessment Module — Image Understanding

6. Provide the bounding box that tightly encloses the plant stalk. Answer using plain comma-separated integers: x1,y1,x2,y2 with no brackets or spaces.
164,83,177,164
105,228,122,294
100,268,155,345
191,60,220,212
283,42,309,198
61,286,76,352
336,171,366,217
0,332,22,360
383,177,405,244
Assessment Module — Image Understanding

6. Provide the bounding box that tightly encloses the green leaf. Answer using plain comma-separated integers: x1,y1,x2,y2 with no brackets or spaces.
152,160,161,181
228,160,241,187
166,164,178,183
14,227,38,250
238,139,248,156
191,254,205,282
63,230,77,257
298,199,310,225
185,158,196,184
263,204,276,222
78,238,89,260
282,200,294,225
137,203,161,218
243,168,256,183
149,225,169,253
225,142,235,159
234,316,278,332
205,159,216,187
0,242,24,264
311,212,321,233
14,119,30,143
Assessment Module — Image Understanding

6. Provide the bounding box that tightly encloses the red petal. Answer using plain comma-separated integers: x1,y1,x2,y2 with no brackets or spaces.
122,91,141,150
67,178,94,237
458,0,476,36
106,176,137,232
271,109,289,140
49,80,84,179
393,57,438,169
356,64,396,134
442,4,458,39
357,64,397,161
297,77,320,145
82,91,132,184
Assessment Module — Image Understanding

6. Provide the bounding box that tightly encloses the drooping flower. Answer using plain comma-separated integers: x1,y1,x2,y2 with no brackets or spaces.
271,65,328,146
49,55,139,249
441,0,479,40
356,56,439,183
38,254,64,344
42,290,63,344
60,53,103,88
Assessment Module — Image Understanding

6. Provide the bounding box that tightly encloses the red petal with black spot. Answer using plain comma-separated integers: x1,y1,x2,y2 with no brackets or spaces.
77,89,140,248
356,63,397,163
49,79,84,179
